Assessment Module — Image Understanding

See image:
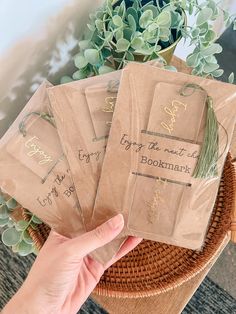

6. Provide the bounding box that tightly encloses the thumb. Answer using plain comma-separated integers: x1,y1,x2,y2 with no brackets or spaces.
68,214,124,258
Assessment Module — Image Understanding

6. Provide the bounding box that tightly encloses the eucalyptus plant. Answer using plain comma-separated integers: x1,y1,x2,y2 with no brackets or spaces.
61,0,236,83
0,191,42,256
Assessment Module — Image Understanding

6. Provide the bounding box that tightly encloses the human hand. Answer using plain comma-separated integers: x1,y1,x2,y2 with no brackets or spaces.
3,214,142,314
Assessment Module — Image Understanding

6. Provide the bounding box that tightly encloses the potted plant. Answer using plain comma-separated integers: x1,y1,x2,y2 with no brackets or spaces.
62,0,236,83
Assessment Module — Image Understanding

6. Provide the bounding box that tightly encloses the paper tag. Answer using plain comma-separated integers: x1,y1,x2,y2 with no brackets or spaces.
147,82,206,141
7,116,64,181
85,83,117,140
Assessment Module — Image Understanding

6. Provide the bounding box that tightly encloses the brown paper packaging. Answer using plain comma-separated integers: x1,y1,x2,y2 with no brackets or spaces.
91,62,236,264
0,82,84,237
47,71,121,230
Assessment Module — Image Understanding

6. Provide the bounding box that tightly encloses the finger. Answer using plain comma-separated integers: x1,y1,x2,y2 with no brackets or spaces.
68,214,124,258
39,230,68,253
49,230,68,242
105,237,142,269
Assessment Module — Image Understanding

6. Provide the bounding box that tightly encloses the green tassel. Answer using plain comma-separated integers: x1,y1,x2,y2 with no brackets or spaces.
180,84,219,179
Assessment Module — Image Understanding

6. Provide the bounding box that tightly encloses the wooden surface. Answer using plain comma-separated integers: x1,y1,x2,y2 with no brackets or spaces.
92,56,235,314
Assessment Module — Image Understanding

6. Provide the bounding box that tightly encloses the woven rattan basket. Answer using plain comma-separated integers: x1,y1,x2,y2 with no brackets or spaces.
20,153,236,298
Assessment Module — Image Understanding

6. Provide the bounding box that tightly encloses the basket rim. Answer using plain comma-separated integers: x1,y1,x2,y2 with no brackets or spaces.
94,233,230,298
21,153,235,299
94,153,235,298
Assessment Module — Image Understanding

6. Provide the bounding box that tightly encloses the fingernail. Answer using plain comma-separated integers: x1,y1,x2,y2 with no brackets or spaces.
107,214,124,230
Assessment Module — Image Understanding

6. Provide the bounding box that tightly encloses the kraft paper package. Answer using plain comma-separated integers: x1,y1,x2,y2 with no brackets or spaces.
47,71,121,230
0,82,85,237
91,62,236,264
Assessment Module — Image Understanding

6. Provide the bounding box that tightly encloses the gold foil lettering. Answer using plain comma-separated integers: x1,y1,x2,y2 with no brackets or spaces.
161,99,187,134
102,96,116,113
25,136,53,165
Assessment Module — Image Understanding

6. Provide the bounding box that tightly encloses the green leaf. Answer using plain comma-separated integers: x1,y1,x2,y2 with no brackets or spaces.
7,220,14,228
0,204,9,219
72,70,87,80
118,1,126,18
32,216,42,224
200,43,223,57
170,11,181,28
91,30,103,46
18,240,33,256
126,51,135,61
74,55,88,69
6,198,17,209
95,19,103,31
32,245,39,255
112,15,123,27
186,53,200,67
132,0,138,11
139,10,153,28
0,218,9,227
101,47,112,58
123,28,133,41
205,55,217,64
131,37,144,50
205,30,216,42
134,46,154,56
104,31,113,42
126,7,138,23
212,69,224,78
228,72,235,84
115,29,123,41
84,49,100,65
22,230,34,245
99,64,114,75
159,28,171,41
60,76,73,84
106,0,113,16
203,62,219,74
189,2,194,15
98,65,114,75
199,22,209,35
147,22,158,32
2,228,21,246
164,65,178,72
116,38,130,51
181,0,187,10
143,5,159,18
143,30,155,41
191,28,200,38
147,37,159,44
15,220,28,231
207,0,217,15
197,8,213,26
156,11,171,27
128,14,136,32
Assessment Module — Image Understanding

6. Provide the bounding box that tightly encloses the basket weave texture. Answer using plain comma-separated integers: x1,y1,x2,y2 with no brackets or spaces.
24,153,235,298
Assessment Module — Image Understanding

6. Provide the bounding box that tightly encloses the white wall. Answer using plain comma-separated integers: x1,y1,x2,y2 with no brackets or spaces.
0,0,235,137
